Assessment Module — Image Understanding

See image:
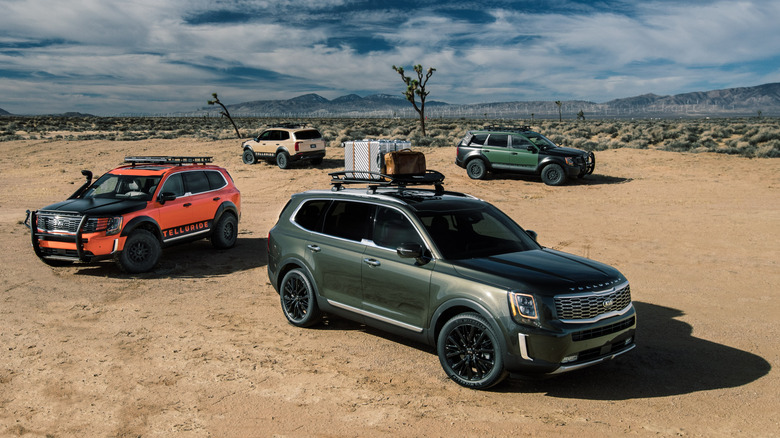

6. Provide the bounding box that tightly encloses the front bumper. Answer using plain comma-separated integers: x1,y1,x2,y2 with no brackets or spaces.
25,210,124,263
503,306,636,375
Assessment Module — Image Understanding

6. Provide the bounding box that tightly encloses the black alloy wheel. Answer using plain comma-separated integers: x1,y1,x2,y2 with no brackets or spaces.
280,269,321,327
116,229,161,273
437,312,506,389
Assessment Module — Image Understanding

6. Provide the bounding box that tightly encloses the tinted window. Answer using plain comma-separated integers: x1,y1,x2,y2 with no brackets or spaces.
278,131,290,140
258,130,273,141
183,171,210,194
161,173,184,197
373,207,423,249
511,134,534,149
294,129,322,140
294,200,330,232
486,134,509,147
469,134,488,145
205,170,227,190
322,201,373,242
417,204,537,259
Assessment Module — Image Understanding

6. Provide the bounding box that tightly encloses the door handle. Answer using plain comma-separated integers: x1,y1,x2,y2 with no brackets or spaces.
363,258,380,267
213,197,221,201
307,244,321,252
183,203,192,207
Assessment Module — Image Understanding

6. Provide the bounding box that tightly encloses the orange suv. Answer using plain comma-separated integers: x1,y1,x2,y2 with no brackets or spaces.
25,156,241,273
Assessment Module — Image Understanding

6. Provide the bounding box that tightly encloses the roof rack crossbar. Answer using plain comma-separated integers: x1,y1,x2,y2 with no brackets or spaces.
329,170,445,195
483,124,531,133
124,156,213,166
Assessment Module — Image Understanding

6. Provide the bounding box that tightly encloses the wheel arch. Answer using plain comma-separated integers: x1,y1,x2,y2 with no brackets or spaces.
429,298,507,351
536,156,566,173
213,201,239,224
464,152,491,170
274,257,315,294
121,216,162,241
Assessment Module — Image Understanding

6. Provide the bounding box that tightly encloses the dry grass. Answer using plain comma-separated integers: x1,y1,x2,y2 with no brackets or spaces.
1,116,778,158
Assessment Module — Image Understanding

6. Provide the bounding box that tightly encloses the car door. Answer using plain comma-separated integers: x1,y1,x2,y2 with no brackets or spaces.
306,200,372,309
361,206,433,332
482,133,512,167
156,171,215,242
509,134,539,168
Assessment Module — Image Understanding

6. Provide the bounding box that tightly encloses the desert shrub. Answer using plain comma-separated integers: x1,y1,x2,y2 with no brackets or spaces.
756,140,780,158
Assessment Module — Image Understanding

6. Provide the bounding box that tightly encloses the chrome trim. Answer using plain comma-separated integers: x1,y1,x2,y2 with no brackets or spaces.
327,299,423,333
559,302,634,324
550,343,636,374
518,333,532,361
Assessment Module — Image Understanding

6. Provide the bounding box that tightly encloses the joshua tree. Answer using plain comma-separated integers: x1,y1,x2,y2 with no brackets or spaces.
555,100,562,121
577,109,585,120
207,93,241,138
392,64,436,136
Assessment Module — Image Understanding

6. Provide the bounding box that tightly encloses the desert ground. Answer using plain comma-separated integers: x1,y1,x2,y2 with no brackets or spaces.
0,138,778,437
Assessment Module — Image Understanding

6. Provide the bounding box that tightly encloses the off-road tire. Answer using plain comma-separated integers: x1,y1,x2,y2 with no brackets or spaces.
437,312,507,389
280,269,322,327
541,163,566,186
276,151,290,169
211,213,238,249
116,229,161,273
242,149,256,165
466,159,487,180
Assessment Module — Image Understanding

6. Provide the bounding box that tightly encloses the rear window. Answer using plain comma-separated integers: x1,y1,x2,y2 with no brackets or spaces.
293,199,330,231
294,129,322,140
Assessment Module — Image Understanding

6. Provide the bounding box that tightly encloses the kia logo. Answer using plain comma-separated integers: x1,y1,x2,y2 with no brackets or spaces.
603,298,614,308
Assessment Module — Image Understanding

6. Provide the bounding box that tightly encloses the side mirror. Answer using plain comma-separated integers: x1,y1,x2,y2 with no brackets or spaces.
525,229,538,241
397,242,430,265
157,192,177,204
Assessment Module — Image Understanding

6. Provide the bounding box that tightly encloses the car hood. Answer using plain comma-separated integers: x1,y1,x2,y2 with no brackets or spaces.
40,198,148,216
545,146,588,157
450,248,624,296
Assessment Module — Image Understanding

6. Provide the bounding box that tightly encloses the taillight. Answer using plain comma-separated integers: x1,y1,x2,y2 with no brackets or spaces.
294,141,301,152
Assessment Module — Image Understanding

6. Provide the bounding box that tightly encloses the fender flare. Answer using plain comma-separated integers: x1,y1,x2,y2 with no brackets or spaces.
535,156,566,173
213,201,240,224
121,216,162,240
428,298,509,352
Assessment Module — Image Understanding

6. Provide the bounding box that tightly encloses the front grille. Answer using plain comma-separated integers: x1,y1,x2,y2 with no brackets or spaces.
572,316,635,341
37,212,107,234
555,284,632,322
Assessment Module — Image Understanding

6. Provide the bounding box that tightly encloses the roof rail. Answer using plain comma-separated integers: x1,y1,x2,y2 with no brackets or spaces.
124,156,213,166
483,124,531,132
268,123,310,129
330,170,445,195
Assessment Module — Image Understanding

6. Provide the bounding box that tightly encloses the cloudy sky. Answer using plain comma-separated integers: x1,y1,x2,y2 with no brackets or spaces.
1,0,779,115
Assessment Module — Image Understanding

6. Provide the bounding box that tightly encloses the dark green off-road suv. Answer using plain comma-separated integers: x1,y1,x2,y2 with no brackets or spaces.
455,126,595,185
267,172,635,389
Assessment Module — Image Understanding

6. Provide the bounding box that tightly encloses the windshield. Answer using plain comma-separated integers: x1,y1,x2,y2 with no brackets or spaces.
81,173,161,201
416,204,539,259
524,132,557,149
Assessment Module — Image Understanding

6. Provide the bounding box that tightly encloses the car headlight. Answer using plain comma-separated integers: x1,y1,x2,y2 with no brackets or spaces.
106,216,122,235
509,291,537,324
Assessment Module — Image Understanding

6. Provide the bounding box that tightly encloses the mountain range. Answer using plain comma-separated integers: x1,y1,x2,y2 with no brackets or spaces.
203,82,780,119
2,83,779,118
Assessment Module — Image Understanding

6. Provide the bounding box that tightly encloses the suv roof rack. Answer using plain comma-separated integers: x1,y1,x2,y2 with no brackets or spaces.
268,123,311,129
124,156,213,166
482,124,531,133
330,170,445,195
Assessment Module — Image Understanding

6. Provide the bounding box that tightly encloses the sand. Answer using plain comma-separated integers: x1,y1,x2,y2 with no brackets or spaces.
1,138,778,437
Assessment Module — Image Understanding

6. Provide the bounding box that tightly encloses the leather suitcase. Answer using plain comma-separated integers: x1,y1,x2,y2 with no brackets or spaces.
384,149,426,175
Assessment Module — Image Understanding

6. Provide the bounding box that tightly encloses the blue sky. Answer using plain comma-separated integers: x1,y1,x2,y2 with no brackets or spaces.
1,0,779,115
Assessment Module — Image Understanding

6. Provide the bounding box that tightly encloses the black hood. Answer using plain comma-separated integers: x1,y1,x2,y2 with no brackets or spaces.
40,198,148,216
545,146,588,157
451,248,624,296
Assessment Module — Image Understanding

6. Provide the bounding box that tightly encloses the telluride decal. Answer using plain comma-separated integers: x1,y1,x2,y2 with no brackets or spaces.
162,220,211,240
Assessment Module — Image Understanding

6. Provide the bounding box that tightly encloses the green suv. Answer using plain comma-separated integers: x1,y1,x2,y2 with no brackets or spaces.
455,126,595,185
267,173,635,389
